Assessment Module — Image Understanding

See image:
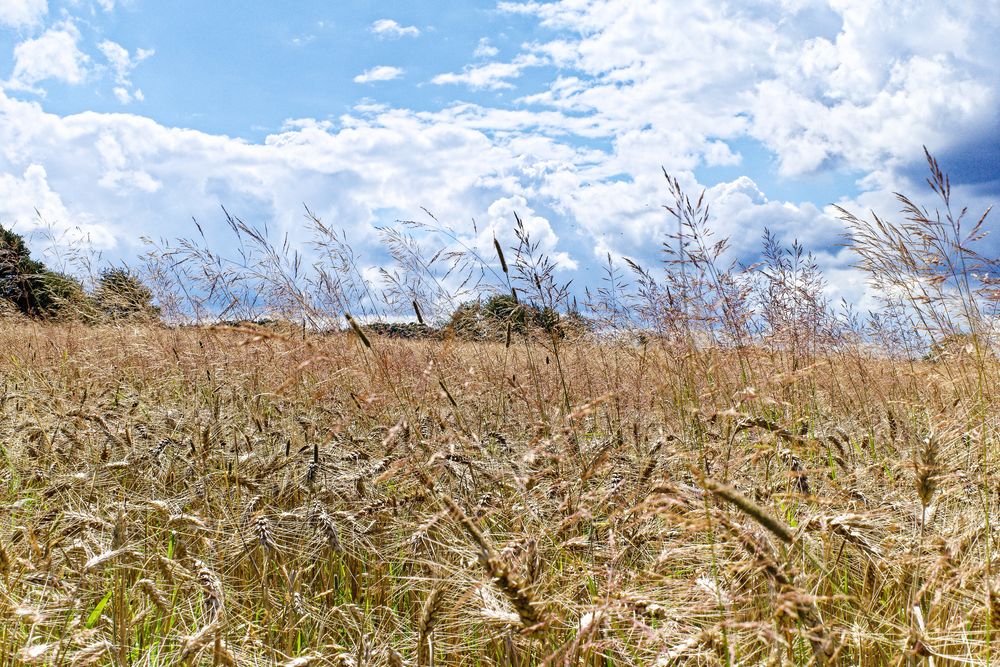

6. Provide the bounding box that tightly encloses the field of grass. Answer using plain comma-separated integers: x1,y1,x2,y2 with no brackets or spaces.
1,314,998,666
3,153,999,665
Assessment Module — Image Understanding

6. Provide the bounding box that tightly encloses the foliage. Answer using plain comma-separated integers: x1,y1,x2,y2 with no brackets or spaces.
0,225,90,318
445,292,581,340
33,270,92,318
94,267,160,320
1,226,161,321
364,320,439,339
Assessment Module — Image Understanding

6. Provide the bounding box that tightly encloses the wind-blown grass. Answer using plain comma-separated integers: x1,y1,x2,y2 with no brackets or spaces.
0,151,998,665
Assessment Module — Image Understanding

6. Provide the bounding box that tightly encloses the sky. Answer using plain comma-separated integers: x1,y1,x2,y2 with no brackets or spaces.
0,0,998,311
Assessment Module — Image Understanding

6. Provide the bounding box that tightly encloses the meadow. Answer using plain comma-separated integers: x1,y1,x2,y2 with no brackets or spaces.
1,154,999,665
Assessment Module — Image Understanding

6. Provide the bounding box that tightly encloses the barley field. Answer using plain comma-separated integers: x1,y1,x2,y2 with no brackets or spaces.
0,313,998,665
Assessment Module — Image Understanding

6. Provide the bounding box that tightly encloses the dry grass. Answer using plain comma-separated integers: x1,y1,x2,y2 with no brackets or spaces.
2,152,999,665
0,317,998,666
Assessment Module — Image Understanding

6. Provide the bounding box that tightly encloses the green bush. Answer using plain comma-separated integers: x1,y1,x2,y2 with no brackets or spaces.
32,270,92,319
1,225,157,321
0,225,45,314
0,226,91,318
447,293,586,340
95,267,159,320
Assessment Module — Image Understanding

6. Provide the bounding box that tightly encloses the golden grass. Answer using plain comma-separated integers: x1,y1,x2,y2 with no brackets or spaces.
0,319,999,665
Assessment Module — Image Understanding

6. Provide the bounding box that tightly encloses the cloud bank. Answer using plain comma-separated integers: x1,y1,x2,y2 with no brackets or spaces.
0,0,997,310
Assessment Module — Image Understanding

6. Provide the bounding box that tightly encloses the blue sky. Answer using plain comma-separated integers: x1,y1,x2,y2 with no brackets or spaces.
0,0,998,310
0,1,548,133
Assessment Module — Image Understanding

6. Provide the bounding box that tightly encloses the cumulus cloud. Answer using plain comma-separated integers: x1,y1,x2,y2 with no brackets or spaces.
497,0,1000,180
482,195,577,270
0,164,69,228
0,163,117,251
353,66,404,84
369,19,420,39
0,89,583,274
414,0,1000,292
5,22,89,92
0,0,47,28
0,0,997,313
749,2,999,176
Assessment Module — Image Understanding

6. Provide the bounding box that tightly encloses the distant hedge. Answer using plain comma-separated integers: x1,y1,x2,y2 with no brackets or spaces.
359,294,590,341
365,321,440,339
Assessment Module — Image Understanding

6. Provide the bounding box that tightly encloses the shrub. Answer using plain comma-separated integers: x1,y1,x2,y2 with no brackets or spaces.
95,267,159,320
0,226,90,318
0,225,45,313
364,321,439,339
32,270,92,319
447,293,586,340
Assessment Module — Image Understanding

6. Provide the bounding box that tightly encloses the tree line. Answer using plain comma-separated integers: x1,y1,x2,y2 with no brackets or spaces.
1,224,586,339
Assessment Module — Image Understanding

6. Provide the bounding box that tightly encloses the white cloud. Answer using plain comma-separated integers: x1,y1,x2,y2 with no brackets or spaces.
98,41,154,84
112,86,144,104
97,40,153,104
0,0,47,28
434,0,1000,288
432,54,547,90
369,19,420,39
474,38,499,58
353,66,404,84
751,8,998,176
0,81,850,308
484,195,577,270
0,164,69,228
0,164,116,251
496,0,1000,180
0,89,582,273
6,22,89,92
0,0,997,315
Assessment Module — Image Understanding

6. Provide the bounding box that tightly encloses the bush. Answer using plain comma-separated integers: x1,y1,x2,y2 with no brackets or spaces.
1,225,159,321
447,293,587,340
32,270,92,319
364,321,439,339
0,226,45,313
0,226,91,318
95,267,159,320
